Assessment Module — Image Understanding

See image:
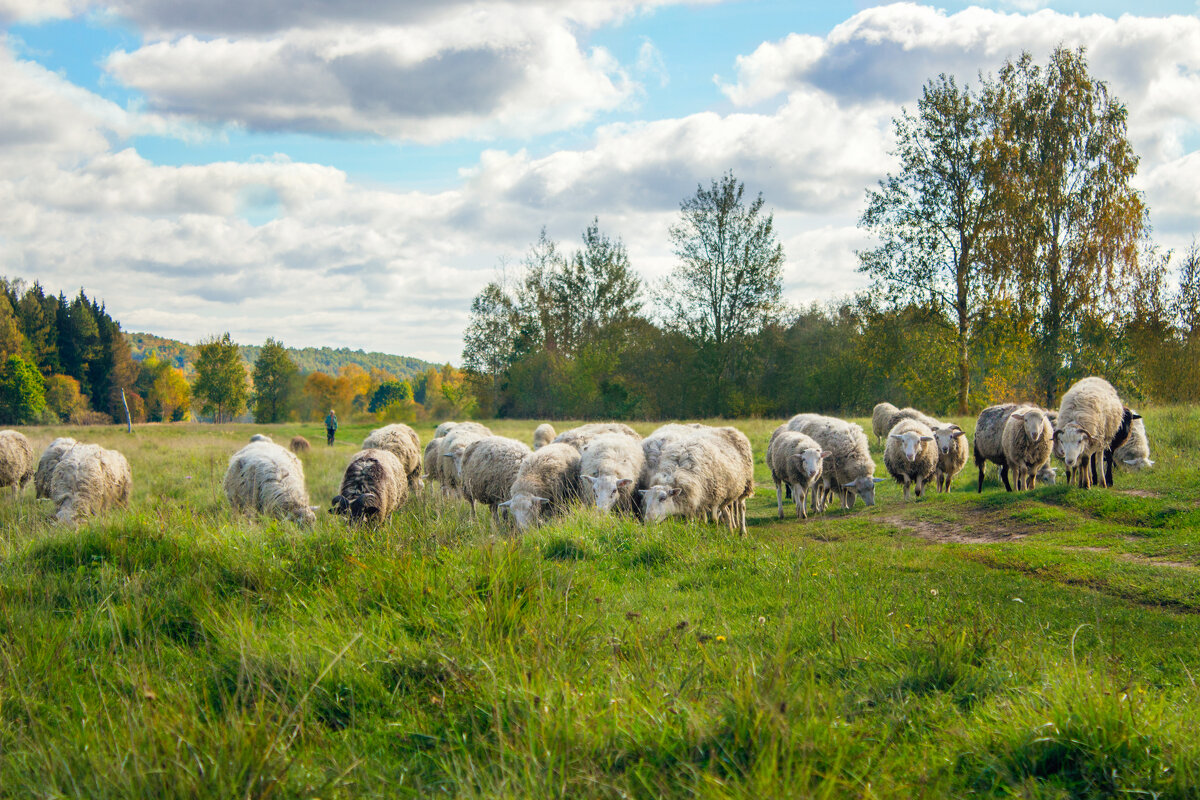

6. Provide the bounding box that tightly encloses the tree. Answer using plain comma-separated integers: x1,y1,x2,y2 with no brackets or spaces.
252,338,298,423
368,380,413,413
859,74,997,413
664,172,785,415
44,374,85,421
193,333,247,422
136,357,191,421
0,355,45,424
462,281,519,411
986,47,1147,406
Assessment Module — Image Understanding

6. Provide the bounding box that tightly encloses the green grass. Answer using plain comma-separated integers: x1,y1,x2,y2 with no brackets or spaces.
2,412,1200,798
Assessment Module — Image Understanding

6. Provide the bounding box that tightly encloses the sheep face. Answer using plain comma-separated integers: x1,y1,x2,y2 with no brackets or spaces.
502,493,548,531
842,476,885,506
1055,424,1092,469
442,451,465,477
584,474,632,513
932,426,965,455
1037,465,1058,485
330,493,383,522
292,506,318,526
791,448,828,481
1011,409,1050,444
889,431,933,462
640,485,682,522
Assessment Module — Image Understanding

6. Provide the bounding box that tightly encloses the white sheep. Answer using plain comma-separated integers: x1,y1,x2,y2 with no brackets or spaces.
789,415,883,510
51,443,132,524
438,422,493,495
553,422,641,452
1114,416,1153,470
1002,406,1054,491
35,436,76,499
1055,377,1125,489
871,402,899,445
579,433,644,514
453,436,531,522
0,430,35,496
330,448,408,522
641,429,754,535
362,423,423,493
766,428,828,519
224,440,315,524
885,419,937,501
930,424,969,493
434,421,459,438
533,423,557,450
502,442,582,531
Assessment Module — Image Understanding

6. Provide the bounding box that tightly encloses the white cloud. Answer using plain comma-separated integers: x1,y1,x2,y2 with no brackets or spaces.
636,38,669,87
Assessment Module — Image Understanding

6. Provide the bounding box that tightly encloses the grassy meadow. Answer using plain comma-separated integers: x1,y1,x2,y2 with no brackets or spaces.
3,409,1200,798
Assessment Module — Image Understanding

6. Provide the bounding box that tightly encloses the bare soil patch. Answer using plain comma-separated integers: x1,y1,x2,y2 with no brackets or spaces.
883,514,1033,544
1063,546,1197,570
1117,489,1160,498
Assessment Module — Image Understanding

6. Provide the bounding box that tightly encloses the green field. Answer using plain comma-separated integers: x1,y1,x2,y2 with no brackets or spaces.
2,410,1200,798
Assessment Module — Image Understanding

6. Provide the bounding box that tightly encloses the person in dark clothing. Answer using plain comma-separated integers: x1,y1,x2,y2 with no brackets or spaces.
325,409,338,445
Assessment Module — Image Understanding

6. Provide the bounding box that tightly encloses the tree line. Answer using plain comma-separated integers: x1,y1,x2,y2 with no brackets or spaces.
461,46,1199,419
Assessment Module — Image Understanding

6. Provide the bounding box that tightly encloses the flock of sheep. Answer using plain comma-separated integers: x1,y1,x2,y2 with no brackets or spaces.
0,374,1153,531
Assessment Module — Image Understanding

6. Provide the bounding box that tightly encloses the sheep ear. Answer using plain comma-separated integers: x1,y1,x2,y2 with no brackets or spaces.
583,475,598,484
1122,458,1138,465
1052,429,1062,441
1131,412,1142,420
1010,412,1026,421
1146,459,1155,467
919,436,933,442
638,489,651,496
888,434,902,441
616,479,633,487
952,430,965,438
873,477,885,483
949,424,962,431
821,450,832,458
498,500,512,508
667,488,682,497
533,496,550,504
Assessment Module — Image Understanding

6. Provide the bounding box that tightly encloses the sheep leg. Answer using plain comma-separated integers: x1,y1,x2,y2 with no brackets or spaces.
1000,464,1012,492
775,480,784,519
794,483,806,520
1104,449,1115,488
903,481,911,501
915,476,924,499
739,500,747,536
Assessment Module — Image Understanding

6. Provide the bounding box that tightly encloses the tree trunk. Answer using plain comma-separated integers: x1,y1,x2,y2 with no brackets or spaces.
956,255,970,415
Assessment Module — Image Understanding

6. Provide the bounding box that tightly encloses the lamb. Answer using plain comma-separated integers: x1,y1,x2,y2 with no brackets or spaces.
502,442,582,530
1114,415,1153,470
362,423,423,493
766,428,828,519
579,433,643,514
35,436,76,498
871,402,899,445
453,436,531,522
533,423,556,450
640,429,754,535
553,422,641,452
224,440,315,524
1002,406,1054,491
930,424,969,493
973,404,1017,492
1055,377,1125,489
885,419,937,500
51,443,132,524
290,435,311,454
330,448,408,522
789,415,883,510
0,430,35,496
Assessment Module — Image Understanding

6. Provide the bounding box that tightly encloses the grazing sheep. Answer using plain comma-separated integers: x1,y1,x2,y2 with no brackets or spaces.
1114,416,1153,470
502,442,582,531
1104,407,1142,484
362,423,423,493
1055,377,1125,489
1037,464,1058,485
640,424,704,483
454,436,531,522
249,433,273,443
885,419,937,501
579,433,643,514
434,421,458,438
872,402,900,445
0,430,35,496
973,404,1017,492
553,422,642,452
883,406,943,433
438,422,493,495
709,426,755,531
330,448,408,522
766,429,828,519
224,440,315,525
290,435,311,454
35,436,76,499
790,415,883,510
533,423,556,450
51,443,132,524
1002,407,1054,491
930,424,969,493
641,430,754,535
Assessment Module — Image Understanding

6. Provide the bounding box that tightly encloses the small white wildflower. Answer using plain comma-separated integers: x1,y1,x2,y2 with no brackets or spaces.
1012,597,1024,603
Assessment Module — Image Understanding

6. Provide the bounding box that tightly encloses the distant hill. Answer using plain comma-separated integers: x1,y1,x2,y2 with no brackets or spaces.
125,332,439,380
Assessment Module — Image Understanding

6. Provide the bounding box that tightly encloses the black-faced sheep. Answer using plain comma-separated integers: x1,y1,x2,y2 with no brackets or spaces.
1055,377,1125,489
580,433,643,514
0,430,35,496
766,428,828,519
930,424,969,493
454,436,531,522
35,436,76,499
973,403,1017,492
885,419,937,500
641,430,753,535
51,443,132,524
502,442,581,531
362,423,423,493
533,423,556,450
224,440,315,524
1002,407,1054,491
330,448,408,522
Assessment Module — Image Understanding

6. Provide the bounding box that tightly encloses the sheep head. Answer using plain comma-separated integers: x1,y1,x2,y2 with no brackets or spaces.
639,485,682,522
583,474,633,513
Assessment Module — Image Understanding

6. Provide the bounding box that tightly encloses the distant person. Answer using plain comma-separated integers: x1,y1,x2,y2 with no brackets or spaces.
325,409,338,446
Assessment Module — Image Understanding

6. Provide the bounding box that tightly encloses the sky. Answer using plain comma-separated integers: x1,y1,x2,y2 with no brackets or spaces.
1,1,1199,363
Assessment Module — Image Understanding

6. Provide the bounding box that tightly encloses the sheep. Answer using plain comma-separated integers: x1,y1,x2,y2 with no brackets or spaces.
533,423,556,450
290,435,311,454
641,430,754,535
640,424,704,483
434,421,458,438
973,403,1017,492
553,422,642,452
1055,377,1125,489
502,442,582,531
1037,465,1058,485
249,433,273,443
790,415,883,510
766,429,828,519
885,419,937,500
883,406,943,434
1114,415,1153,470
35,436,76,499
330,448,408,522
224,440,315,525
0,430,35,496
579,433,643,515
1002,406,1054,491
930,424,969,493
871,402,900,445
362,423,423,493
51,443,132,524
709,425,755,531
1104,407,1142,484
438,422,493,495
453,436,531,522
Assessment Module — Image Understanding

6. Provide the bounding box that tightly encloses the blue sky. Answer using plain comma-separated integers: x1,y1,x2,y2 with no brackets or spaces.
2,1,1199,360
